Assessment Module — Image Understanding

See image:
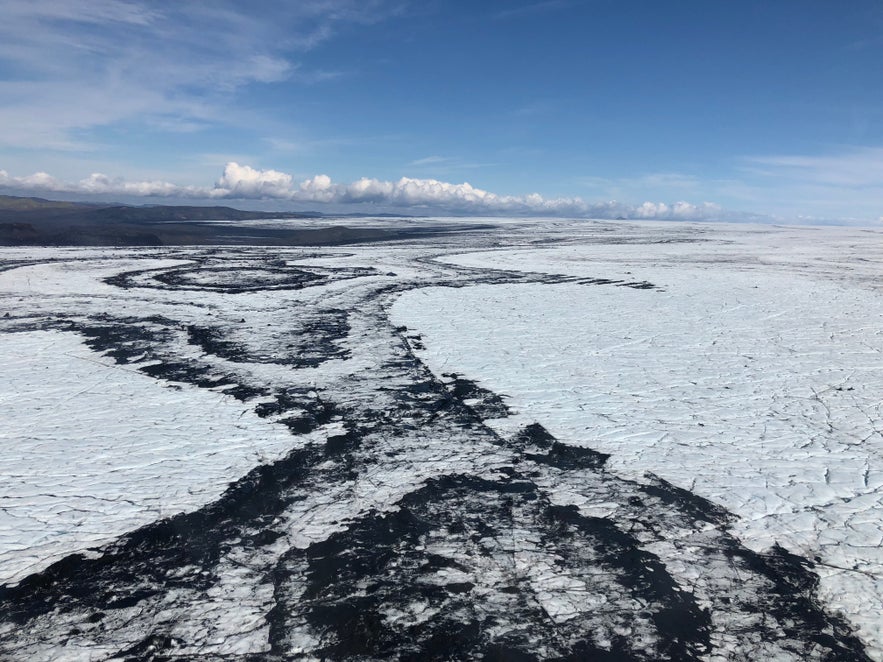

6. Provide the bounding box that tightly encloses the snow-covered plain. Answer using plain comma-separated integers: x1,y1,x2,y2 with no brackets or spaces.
0,220,881,660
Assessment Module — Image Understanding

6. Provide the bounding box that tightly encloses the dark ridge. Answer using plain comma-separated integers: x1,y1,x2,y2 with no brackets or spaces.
69,314,272,400
525,440,610,470
0,222,40,244
0,442,324,624
186,314,351,370
578,277,623,285
640,473,734,528
114,633,183,661
270,475,540,659
723,543,872,661
186,324,248,362
0,218,497,248
51,226,164,246
441,373,513,419
270,473,709,660
153,264,326,292
551,642,634,661
557,276,658,290
89,205,305,223
0,194,495,247
482,645,542,662
107,257,376,294
511,422,610,469
511,422,557,450
74,315,178,364
295,309,352,367
0,194,95,212
547,503,712,659
254,389,337,422
0,194,310,225
325,427,362,455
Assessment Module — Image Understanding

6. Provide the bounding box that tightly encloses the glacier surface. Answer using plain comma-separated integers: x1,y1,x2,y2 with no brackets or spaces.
0,221,880,660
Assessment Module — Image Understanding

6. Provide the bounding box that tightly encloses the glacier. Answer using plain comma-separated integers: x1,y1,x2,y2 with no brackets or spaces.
0,220,880,660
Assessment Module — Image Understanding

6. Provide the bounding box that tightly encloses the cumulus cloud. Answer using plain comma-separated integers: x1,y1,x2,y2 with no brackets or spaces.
0,162,732,220
214,162,294,198
77,173,212,198
0,168,207,198
631,201,723,220
294,174,335,202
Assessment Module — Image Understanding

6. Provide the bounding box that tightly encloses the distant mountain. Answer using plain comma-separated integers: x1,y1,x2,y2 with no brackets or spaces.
0,194,466,247
0,194,320,246
0,195,95,211
0,195,313,225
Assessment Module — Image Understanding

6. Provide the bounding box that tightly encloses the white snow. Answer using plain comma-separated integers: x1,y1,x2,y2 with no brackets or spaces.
0,330,296,585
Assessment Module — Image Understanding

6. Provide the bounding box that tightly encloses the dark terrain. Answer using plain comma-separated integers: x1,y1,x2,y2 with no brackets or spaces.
0,195,466,246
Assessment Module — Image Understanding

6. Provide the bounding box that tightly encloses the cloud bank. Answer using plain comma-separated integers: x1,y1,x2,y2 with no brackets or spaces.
0,163,730,220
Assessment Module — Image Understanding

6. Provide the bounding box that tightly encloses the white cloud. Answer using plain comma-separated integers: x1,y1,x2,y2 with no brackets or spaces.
631,201,723,220
579,172,702,199
5,0,159,26
214,162,294,198
0,162,733,220
406,155,498,174
0,168,205,198
0,1,403,150
223,55,293,89
579,150,883,222
743,146,883,189
410,156,451,166
76,173,208,197
717,145,883,221
19,172,64,190
343,177,394,202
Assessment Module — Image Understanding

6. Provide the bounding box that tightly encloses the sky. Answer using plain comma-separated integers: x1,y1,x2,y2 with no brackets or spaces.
0,0,882,222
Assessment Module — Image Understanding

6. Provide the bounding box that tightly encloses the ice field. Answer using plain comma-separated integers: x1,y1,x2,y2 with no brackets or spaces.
393,224,883,656
0,220,881,660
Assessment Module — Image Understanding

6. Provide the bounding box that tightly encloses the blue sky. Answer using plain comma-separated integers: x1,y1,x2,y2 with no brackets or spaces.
0,0,882,222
